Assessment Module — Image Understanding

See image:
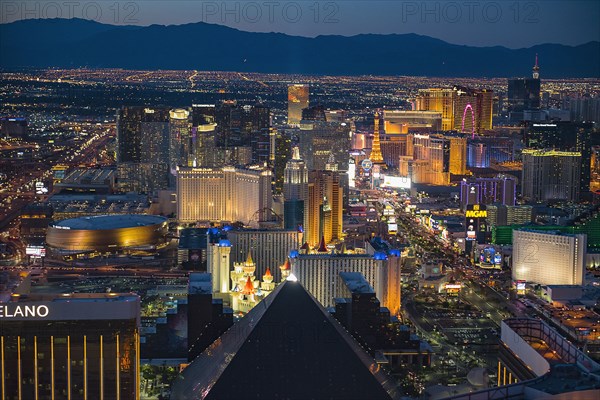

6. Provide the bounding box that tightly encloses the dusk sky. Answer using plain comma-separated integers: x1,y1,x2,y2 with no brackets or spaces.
2,1,599,48
0,0,600,48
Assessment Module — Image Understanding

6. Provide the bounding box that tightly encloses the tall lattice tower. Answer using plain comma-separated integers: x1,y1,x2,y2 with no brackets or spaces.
370,110,385,164
532,53,540,79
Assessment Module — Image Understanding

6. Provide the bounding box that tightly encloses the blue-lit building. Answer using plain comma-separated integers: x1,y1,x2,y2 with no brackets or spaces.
467,137,514,168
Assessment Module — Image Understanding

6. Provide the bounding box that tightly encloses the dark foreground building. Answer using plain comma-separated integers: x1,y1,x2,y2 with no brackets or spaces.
333,272,432,369
0,293,140,400
186,273,233,361
171,280,400,399
445,318,600,400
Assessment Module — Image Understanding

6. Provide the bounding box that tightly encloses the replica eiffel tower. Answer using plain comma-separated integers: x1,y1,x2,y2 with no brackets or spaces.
370,110,386,167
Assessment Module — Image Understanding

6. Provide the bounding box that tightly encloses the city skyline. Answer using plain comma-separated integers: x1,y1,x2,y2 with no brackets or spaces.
1,2,600,399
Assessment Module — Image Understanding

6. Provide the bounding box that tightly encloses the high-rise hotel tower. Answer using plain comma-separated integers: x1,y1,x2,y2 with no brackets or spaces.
288,84,309,125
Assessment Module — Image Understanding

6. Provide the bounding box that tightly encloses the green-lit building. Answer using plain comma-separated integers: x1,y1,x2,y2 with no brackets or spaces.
492,207,600,251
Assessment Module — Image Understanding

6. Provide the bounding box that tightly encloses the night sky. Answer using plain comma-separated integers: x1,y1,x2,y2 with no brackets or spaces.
2,1,599,48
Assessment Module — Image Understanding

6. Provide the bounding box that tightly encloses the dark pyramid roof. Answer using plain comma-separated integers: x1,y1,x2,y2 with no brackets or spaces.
170,280,399,400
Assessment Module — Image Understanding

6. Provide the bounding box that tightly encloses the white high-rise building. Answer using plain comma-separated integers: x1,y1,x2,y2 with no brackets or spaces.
290,251,401,310
169,108,191,172
283,147,309,232
283,147,308,202
512,230,586,285
176,166,272,226
207,237,232,294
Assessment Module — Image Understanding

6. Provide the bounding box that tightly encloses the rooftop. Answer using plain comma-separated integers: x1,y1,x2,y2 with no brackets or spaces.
527,364,600,395
58,168,115,185
516,229,580,238
546,285,583,289
51,214,167,230
47,193,151,214
7,292,139,303
0,270,30,303
178,227,209,250
188,273,212,295
340,272,375,294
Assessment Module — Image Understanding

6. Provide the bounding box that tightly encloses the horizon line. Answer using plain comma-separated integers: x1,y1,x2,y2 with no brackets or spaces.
2,17,599,50
1,66,597,80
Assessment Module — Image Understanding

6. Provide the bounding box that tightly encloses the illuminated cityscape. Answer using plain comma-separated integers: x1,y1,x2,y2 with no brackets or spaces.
1,3,600,400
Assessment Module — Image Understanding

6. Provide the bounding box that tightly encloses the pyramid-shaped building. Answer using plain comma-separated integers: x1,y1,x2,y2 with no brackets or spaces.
171,279,399,399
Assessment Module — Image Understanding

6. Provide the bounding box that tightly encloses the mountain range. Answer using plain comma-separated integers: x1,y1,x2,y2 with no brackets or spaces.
1,18,598,77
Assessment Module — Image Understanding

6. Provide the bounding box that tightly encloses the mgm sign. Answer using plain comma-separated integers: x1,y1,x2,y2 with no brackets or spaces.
465,204,488,245
465,204,488,219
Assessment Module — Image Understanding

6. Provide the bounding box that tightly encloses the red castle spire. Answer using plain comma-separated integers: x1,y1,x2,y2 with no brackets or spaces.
280,259,291,271
241,276,255,295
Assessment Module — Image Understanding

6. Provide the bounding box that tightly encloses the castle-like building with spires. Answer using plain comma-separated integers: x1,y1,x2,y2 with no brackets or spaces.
208,237,283,314
230,251,277,313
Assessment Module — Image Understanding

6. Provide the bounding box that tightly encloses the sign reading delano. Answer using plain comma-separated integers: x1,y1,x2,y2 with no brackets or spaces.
0,304,49,318
0,299,139,321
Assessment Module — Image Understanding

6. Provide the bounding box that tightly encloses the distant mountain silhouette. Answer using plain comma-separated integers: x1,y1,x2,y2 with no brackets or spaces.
1,18,598,77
